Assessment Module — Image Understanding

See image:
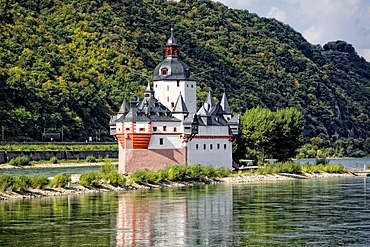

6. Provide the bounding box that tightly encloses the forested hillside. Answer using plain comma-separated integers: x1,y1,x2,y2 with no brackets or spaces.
0,0,369,155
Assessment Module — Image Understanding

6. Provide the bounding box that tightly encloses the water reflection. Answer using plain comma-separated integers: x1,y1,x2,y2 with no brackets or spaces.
115,186,233,246
0,178,370,246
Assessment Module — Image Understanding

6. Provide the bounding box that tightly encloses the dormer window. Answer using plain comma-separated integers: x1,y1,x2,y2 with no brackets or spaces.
186,69,191,77
161,67,168,75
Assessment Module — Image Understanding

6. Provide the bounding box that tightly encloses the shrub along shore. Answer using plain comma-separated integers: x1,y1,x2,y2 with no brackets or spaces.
0,162,353,200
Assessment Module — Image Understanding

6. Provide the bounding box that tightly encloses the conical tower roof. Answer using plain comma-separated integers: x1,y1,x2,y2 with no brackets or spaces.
220,92,231,114
203,91,215,112
118,98,129,114
173,93,189,113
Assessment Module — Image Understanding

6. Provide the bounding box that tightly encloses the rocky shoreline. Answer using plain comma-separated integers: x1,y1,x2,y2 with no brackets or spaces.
0,162,355,200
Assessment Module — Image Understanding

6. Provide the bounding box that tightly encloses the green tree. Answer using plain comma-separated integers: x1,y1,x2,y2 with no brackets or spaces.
240,106,304,163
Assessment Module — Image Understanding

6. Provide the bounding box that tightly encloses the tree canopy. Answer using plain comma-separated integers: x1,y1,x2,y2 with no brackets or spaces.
240,107,305,163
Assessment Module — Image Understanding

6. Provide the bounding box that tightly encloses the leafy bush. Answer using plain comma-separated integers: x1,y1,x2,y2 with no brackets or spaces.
129,169,150,183
13,176,32,190
129,165,231,184
9,156,30,166
50,156,58,164
86,155,96,163
0,174,15,191
30,176,50,189
100,163,115,175
103,172,126,186
51,173,71,188
252,162,346,174
79,171,101,186
216,167,232,177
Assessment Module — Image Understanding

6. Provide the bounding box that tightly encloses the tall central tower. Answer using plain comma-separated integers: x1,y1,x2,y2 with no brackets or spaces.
153,29,197,113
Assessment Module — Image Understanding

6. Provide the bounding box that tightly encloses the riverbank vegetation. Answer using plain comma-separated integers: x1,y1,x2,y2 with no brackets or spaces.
250,162,346,175
0,162,348,197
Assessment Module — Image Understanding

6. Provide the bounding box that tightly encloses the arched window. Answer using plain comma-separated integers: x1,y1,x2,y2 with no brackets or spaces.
161,67,168,75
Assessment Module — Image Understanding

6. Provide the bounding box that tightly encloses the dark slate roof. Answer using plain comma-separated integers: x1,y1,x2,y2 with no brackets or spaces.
195,91,233,126
116,96,180,123
173,93,189,114
153,57,196,81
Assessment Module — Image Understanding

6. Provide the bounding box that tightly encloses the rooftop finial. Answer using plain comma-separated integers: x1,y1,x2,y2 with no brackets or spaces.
166,27,179,46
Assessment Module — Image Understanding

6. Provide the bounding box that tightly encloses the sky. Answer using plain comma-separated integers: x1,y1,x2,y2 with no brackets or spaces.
215,0,370,61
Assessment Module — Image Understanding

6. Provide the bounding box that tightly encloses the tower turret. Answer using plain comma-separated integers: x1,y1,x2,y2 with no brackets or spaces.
153,28,197,113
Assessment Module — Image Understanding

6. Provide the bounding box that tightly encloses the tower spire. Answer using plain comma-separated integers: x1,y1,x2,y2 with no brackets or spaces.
165,28,180,58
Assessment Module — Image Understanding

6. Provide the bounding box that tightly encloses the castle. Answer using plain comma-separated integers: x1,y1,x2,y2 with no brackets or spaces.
110,29,239,174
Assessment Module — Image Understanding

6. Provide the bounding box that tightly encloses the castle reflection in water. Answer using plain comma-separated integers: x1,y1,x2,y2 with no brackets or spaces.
115,186,233,246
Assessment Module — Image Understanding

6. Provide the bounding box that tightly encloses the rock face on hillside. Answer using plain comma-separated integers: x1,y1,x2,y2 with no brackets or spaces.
0,0,369,147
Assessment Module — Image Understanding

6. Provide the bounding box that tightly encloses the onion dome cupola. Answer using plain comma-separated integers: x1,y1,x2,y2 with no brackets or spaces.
153,28,196,81
165,28,180,58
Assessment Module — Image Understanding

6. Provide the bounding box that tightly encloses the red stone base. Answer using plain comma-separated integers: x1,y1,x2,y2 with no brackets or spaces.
119,148,186,174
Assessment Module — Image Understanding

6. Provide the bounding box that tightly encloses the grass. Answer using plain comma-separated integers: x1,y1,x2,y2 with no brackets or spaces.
9,156,30,166
79,163,126,186
51,173,71,188
0,174,49,191
129,164,232,184
249,162,347,175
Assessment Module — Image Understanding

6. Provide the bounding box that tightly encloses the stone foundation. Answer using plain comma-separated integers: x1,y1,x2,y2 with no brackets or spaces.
120,148,186,174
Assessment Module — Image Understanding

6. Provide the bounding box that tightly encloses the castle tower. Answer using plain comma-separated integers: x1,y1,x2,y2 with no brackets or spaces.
111,29,239,173
153,28,197,113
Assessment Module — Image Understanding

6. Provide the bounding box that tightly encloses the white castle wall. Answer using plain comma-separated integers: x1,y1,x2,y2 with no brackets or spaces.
187,123,232,168
187,137,233,168
149,121,183,149
154,80,196,113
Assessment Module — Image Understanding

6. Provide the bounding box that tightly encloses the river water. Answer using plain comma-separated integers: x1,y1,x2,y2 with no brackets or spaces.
1,176,370,246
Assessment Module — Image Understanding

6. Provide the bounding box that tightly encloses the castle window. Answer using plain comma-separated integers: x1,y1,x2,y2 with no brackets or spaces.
126,128,130,131
174,127,177,132
191,85,193,88
153,127,157,132
167,85,169,91
139,128,145,132
210,144,213,150
187,84,189,88
196,144,199,150
171,102,174,108
177,81,180,87
163,126,167,131
159,138,164,145
203,144,206,150
224,144,227,150
155,84,158,88
217,143,220,150
167,97,169,102
161,67,168,75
